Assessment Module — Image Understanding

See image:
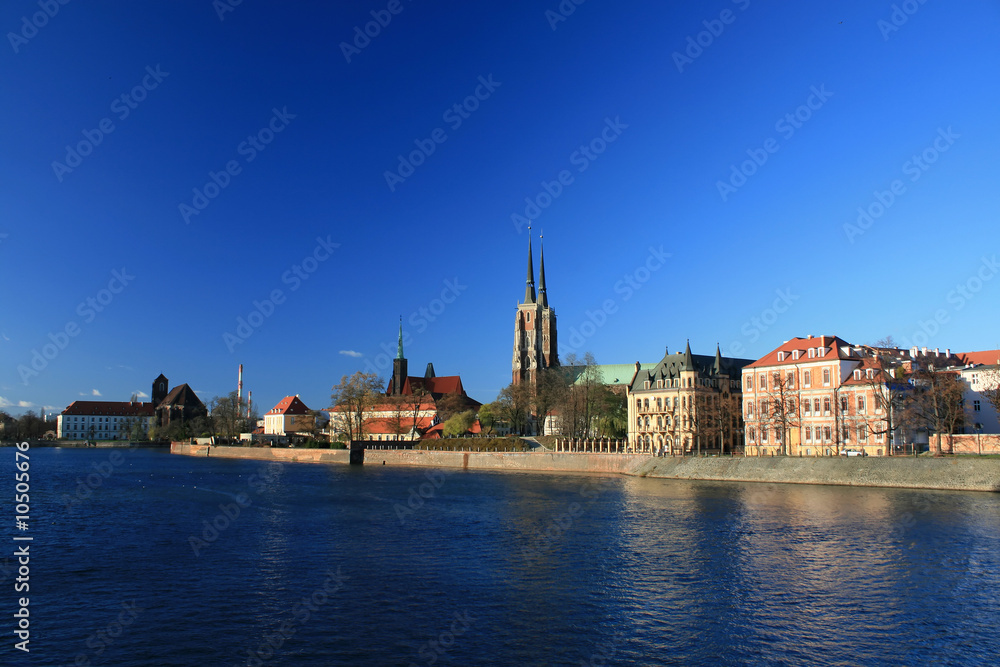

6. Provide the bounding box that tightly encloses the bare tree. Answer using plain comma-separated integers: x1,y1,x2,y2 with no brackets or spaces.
330,372,385,442
700,388,742,455
533,367,568,436
497,382,532,435
981,368,1000,421
903,368,965,455
762,372,799,455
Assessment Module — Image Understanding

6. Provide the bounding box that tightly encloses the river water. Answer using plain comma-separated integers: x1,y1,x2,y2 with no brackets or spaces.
5,447,1000,666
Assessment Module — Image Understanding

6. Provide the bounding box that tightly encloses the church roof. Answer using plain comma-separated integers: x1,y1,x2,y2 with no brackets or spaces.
157,384,205,410
567,363,657,387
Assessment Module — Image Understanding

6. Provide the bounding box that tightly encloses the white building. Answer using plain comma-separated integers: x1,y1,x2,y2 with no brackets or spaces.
264,395,314,436
57,401,154,441
960,364,1000,434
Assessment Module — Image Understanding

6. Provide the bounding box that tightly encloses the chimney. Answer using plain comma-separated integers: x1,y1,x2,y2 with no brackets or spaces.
807,334,813,339
934,348,939,357
910,347,918,358
921,347,928,355
946,348,950,357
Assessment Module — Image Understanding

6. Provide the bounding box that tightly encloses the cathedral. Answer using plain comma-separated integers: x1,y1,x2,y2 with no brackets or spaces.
512,232,558,390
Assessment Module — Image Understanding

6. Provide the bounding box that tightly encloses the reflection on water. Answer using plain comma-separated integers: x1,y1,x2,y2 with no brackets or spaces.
14,449,1000,666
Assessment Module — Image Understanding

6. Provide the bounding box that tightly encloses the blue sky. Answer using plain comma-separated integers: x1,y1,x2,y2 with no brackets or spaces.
2,0,999,416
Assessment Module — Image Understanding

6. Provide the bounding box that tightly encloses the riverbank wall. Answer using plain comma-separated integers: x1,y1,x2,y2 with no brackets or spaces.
170,444,1000,492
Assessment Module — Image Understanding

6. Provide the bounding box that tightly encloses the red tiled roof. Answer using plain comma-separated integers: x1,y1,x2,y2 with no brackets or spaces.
958,350,1000,366
364,416,435,434
745,336,853,369
61,401,155,417
268,395,311,415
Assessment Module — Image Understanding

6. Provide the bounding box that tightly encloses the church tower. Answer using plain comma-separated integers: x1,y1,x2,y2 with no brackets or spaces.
390,318,407,396
512,231,558,389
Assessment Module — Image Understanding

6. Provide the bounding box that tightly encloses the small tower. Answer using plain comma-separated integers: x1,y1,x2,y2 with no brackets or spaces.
152,374,169,405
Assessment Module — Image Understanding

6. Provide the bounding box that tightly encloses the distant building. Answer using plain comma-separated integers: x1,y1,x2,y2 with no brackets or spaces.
264,395,314,436
330,325,481,441
628,342,753,454
56,373,205,440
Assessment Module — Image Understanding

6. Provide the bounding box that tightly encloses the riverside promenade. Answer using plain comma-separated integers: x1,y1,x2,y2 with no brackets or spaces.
171,443,1000,492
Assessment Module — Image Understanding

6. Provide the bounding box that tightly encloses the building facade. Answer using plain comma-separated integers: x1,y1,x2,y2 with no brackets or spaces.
628,342,753,455
264,395,314,436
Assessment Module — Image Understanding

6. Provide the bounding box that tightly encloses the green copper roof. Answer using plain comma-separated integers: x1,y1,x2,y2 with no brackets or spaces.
568,363,657,386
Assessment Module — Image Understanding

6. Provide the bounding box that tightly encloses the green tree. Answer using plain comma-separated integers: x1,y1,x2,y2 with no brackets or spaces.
443,409,476,436
477,402,498,435
496,382,531,435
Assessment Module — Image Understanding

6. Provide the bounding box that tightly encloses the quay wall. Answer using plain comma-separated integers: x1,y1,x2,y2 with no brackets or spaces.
171,444,1000,492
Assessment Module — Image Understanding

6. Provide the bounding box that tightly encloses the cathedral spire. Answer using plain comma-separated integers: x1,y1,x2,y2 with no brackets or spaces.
538,231,548,309
396,316,404,360
714,343,723,375
524,226,536,304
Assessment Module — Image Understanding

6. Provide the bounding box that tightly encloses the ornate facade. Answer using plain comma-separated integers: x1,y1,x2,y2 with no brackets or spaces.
512,233,557,391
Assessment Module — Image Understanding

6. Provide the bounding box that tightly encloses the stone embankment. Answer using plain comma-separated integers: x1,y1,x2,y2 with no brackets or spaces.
170,444,1000,492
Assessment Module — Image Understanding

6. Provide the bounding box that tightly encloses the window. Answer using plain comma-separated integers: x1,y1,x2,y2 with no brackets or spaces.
840,396,848,412
773,372,780,387
823,398,831,415
777,351,785,362
858,396,866,413
643,381,650,389
808,348,815,359
842,425,850,442
787,398,796,413
746,376,753,390
787,372,795,388
974,400,981,412
805,426,812,441
643,399,649,410
793,350,801,360
748,427,756,442
866,368,874,379
854,370,861,381
823,426,832,441
858,427,867,442
814,398,821,413
657,416,663,428
644,416,650,428
656,380,663,389
760,374,767,391
747,403,754,417
803,370,811,387
876,431,884,442
635,399,641,409
804,401,811,415
822,368,831,386
762,429,768,443
656,397,662,410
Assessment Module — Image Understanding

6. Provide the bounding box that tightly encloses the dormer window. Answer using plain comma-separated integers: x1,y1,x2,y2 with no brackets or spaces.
854,370,861,380
777,351,785,362
808,348,815,359
792,350,800,360
866,368,874,379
